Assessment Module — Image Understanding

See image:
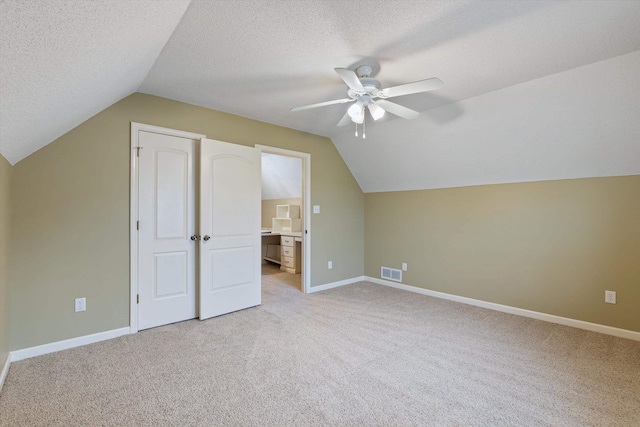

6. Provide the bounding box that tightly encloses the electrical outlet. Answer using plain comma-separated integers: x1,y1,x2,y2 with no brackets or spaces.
313,205,320,214
402,263,407,271
605,290,616,304
328,260,332,269
75,297,86,312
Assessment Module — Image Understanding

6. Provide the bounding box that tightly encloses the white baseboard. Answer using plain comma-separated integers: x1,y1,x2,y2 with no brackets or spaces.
365,276,640,342
308,276,365,293
0,352,10,393
10,327,131,362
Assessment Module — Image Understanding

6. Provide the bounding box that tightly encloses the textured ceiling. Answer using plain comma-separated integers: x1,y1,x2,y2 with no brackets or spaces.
140,0,640,138
0,0,191,164
2,0,640,191
334,50,640,192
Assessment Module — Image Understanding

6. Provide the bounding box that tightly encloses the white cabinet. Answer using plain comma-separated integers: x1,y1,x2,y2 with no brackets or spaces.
264,204,302,273
280,235,300,274
272,204,301,233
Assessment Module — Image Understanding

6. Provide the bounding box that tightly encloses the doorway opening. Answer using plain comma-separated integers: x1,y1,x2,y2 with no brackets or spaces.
256,145,311,293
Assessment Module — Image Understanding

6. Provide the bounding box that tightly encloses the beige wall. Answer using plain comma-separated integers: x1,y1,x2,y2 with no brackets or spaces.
365,176,640,332
0,155,11,365
9,93,364,350
262,198,303,229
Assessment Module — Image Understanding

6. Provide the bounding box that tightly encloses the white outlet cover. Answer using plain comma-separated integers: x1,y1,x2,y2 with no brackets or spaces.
328,260,332,269
605,290,616,304
402,263,407,271
313,205,320,214
75,297,86,312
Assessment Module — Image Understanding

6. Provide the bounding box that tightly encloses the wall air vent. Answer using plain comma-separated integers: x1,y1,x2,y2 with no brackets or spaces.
381,266,402,282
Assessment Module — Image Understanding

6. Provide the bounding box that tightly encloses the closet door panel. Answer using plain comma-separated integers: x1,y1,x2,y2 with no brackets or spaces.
199,138,261,320
137,131,196,330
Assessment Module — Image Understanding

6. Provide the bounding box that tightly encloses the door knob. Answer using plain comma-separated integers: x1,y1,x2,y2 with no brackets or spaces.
190,235,199,241
203,235,211,241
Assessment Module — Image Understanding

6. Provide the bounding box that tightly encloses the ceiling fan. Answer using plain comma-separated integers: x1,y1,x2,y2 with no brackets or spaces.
291,65,443,136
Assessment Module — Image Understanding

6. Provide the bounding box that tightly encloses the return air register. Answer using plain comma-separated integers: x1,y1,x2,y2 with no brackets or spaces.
381,266,402,282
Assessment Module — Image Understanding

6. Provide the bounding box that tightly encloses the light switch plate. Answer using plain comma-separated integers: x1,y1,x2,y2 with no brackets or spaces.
313,205,320,214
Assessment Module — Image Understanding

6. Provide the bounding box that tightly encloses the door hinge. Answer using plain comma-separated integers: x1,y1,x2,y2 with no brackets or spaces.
135,146,142,157
136,220,139,230
137,294,139,304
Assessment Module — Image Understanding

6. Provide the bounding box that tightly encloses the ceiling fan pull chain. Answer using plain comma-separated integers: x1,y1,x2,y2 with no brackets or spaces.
363,116,366,139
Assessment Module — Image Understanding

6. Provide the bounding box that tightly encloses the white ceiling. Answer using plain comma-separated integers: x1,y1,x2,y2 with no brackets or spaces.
334,50,640,192
0,0,191,164
2,0,640,191
261,153,302,200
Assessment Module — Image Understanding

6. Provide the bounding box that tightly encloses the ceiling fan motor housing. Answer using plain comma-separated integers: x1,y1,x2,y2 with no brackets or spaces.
355,65,373,77
360,77,381,91
348,76,383,99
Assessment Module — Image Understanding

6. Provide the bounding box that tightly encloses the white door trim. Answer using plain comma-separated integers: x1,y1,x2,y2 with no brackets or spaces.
130,122,206,333
255,144,311,293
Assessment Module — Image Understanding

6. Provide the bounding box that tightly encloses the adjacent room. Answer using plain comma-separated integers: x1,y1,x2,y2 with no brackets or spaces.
261,152,306,292
1,1,639,425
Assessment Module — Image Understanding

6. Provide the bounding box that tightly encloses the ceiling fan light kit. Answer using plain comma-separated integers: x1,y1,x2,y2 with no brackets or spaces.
368,102,385,120
291,64,443,138
347,101,365,124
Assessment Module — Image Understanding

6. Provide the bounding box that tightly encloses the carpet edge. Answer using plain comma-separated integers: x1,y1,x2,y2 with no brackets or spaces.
0,352,9,393
10,326,131,362
308,276,365,293
365,276,640,342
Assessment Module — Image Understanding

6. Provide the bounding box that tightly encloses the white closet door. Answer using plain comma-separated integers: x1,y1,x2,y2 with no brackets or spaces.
199,138,261,320
138,131,196,330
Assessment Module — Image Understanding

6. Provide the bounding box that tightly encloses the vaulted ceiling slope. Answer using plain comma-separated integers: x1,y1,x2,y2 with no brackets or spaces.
2,1,640,192
0,0,191,164
261,154,302,200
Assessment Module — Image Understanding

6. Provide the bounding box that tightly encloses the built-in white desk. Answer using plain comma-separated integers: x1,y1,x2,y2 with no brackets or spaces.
261,230,302,273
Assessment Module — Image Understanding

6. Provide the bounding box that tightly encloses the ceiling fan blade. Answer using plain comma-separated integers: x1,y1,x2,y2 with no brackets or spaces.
337,112,352,127
367,103,385,120
375,100,420,120
291,98,353,112
334,68,366,92
381,78,443,98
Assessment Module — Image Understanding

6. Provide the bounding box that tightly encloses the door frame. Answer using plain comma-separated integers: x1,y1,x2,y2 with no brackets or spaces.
255,144,311,293
130,122,206,334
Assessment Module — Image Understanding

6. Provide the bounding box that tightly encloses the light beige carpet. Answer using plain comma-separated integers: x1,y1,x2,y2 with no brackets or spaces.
1,269,639,426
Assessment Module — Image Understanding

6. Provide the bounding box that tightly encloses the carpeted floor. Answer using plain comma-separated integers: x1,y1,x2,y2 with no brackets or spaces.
261,262,301,290
1,268,639,426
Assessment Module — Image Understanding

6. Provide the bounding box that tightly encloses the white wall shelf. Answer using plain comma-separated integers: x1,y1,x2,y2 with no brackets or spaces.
272,204,301,232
